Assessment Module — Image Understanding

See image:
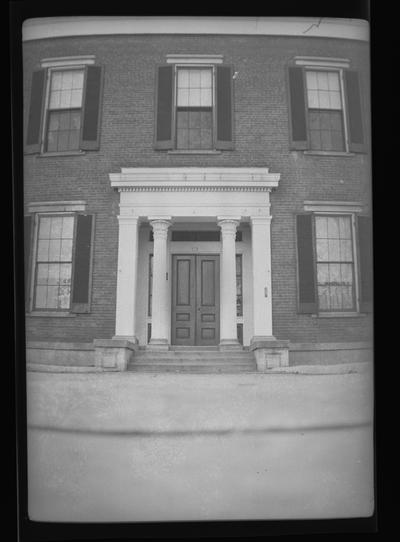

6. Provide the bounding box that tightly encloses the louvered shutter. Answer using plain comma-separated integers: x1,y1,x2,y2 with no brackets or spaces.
154,65,174,149
344,70,366,153
26,69,46,154
357,215,373,313
71,214,94,313
24,216,33,308
288,66,309,150
80,66,104,151
296,213,317,313
215,65,234,150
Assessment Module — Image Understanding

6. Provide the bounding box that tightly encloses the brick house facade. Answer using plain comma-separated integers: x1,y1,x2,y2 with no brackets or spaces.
23,17,373,370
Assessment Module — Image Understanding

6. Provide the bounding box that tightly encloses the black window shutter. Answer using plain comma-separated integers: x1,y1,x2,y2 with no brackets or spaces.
154,65,174,149
24,215,33,308
215,65,234,150
357,215,373,313
26,69,46,154
296,213,317,313
287,66,309,150
71,214,94,313
344,70,366,153
81,66,104,151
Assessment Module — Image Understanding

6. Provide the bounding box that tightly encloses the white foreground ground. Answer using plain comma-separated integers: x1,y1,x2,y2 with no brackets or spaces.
26,366,374,522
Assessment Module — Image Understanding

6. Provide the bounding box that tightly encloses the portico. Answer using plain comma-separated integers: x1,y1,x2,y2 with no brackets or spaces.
95,167,290,370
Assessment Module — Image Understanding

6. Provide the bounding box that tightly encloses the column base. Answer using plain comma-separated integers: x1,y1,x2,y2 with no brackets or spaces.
219,339,242,351
93,339,138,371
249,337,290,372
147,338,170,351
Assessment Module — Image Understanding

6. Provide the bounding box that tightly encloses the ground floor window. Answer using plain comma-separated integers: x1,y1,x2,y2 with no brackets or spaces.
315,215,355,311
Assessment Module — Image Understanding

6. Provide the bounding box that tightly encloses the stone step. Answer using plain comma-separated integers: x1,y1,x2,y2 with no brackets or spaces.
130,359,255,365
128,363,256,373
134,351,254,359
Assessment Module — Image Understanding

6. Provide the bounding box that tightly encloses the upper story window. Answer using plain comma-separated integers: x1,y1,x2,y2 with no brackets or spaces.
25,56,104,155
288,58,366,154
46,69,85,152
305,70,345,152
154,56,234,151
176,68,213,150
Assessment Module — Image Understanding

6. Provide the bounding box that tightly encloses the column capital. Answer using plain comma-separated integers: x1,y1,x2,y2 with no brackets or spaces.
149,217,172,239
217,217,241,236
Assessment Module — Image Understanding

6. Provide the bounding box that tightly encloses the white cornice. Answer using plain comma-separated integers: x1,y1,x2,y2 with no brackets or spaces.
22,17,369,42
109,167,280,192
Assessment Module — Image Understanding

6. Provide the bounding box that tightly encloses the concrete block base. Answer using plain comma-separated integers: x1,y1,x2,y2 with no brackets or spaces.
219,339,242,351
250,338,290,372
147,338,170,351
93,339,138,371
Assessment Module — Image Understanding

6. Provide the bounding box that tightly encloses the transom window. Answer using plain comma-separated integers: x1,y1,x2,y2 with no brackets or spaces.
45,69,85,152
176,68,213,150
34,215,75,310
306,70,345,152
315,215,355,311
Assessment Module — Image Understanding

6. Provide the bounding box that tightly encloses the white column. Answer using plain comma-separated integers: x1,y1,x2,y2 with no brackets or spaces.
218,217,241,349
148,217,172,349
114,216,139,342
250,215,274,341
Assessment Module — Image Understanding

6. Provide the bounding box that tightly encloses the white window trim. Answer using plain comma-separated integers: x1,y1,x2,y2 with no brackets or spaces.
166,54,223,64
294,56,350,69
40,56,96,68
26,201,87,314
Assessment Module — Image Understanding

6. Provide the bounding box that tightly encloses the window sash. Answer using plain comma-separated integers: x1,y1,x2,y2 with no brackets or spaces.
33,214,76,311
174,66,215,149
42,67,86,153
314,214,357,312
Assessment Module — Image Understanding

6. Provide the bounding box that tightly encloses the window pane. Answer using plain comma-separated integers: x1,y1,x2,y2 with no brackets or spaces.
62,71,73,89
200,130,212,149
177,110,189,128
338,216,351,239
328,239,340,260
316,239,329,261
57,131,70,151
35,285,47,309
60,239,73,260
37,239,49,261
189,129,200,148
177,128,189,149
47,263,60,285
200,88,212,106
306,71,318,89
62,216,74,238
318,285,330,310
68,130,80,151
49,91,61,109
318,91,330,109
59,286,71,309
328,71,340,91
315,216,328,238
46,286,59,308
189,111,200,129
189,70,201,87
310,130,321,150
50,217,63,238
38,217,51,238
340,240,353,261
329,91,342,109
51,72,63,90
201,111,212,129
72,70,84,89
317,71,329,90
59,90,71,108
36,263,49,284
307,90,319,108
177,88,189,107
327,217,340,238
70,89,83,108
188,88,201,106
177,70,189,88
200,69,212,88
48,239,61,261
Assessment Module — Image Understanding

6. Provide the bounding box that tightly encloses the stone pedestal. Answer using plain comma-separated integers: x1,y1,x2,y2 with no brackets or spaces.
250,339,290,372
93,339,138,371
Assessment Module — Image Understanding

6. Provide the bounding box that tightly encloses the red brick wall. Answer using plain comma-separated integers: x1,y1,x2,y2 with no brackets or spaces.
23,34,372,344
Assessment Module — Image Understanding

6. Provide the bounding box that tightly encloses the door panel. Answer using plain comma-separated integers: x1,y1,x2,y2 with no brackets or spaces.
172,256,196,345
171,254,219,346
196,255,219,346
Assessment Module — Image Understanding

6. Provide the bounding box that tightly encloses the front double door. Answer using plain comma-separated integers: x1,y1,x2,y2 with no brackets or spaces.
171,254,220,346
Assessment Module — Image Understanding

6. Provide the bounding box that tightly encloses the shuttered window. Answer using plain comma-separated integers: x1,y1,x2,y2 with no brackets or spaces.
26,64,103,154
27,212,94,313
155,64,234,150
288,65,365,153
296,213,371,314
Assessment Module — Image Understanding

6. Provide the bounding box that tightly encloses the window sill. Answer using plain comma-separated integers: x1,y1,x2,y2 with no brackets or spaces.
37,151,86,158
26,311,77,318
303,151,355,157
167,150,222,155
311,312,366,318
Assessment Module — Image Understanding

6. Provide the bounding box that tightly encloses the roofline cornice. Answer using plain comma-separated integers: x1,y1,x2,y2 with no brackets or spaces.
22,16,369,42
